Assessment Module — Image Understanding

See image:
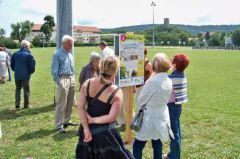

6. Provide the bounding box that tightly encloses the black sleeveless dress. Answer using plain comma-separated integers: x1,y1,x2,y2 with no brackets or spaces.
76,80,134,159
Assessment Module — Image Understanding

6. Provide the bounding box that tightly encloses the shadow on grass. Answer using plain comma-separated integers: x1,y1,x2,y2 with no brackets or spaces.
52,130,78,141
16,128,78,142
16,128,56,141
0,104,54,121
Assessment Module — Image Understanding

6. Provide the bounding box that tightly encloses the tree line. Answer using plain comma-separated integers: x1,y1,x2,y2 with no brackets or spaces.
1,16,240,48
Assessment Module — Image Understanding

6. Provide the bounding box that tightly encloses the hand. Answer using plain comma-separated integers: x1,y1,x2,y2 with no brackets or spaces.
87,113,94,124
83,128,92,143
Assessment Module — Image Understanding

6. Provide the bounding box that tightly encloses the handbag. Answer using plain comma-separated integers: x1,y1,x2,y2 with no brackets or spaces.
130,105,146,132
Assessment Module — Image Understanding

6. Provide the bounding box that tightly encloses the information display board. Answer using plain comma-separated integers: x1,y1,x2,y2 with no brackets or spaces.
118,34,145,88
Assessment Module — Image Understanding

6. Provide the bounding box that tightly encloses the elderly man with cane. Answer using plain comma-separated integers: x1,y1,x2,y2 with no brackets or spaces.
51,35,78,133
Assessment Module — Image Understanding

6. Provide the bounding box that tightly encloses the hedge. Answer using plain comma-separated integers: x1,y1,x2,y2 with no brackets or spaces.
0,38,20,49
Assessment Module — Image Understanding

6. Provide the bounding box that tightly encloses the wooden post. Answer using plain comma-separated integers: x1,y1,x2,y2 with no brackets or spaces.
124,86,133,144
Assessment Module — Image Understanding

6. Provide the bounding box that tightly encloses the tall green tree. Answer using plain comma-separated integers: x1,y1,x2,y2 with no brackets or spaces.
10,20,33,41
208,32,221,46
0,27,6,37
40,15,55,42
197,33,203,38
232,29,240,46
197,32,203,41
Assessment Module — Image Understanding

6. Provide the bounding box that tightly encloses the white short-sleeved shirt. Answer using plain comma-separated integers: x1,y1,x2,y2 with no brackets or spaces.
101,47,114,58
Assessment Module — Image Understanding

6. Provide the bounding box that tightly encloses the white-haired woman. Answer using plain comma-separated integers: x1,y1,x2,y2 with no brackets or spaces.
133,53,174,159
76,56,134,159
79,52,101,89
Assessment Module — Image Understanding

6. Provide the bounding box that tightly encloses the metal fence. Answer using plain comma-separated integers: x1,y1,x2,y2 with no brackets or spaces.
193,46,240,50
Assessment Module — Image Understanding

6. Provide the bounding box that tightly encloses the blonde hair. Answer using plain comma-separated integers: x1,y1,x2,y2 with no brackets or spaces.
100,56,120,84
152,53,171,73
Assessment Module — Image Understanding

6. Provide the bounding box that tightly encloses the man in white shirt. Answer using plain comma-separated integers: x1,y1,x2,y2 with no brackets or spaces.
99,41,114,58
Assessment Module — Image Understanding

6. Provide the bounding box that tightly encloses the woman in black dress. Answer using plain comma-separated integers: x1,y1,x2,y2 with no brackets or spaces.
76,56,134,159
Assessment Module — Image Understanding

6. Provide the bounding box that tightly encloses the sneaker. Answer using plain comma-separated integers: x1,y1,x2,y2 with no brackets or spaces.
63,122,78,128
56,127,66,133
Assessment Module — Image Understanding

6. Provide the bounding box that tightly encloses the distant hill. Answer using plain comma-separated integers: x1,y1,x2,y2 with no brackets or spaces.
101,24,240,34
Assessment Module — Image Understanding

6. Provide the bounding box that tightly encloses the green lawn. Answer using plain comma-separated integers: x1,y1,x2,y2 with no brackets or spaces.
0,47,240,159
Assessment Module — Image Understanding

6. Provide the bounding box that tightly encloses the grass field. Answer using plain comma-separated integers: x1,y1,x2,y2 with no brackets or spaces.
0,47,240,159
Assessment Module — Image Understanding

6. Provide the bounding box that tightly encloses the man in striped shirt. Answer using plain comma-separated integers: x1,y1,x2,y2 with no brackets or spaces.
164,54,190,159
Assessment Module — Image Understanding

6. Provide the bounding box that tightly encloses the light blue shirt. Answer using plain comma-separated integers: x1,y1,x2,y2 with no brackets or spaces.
51,48,74,84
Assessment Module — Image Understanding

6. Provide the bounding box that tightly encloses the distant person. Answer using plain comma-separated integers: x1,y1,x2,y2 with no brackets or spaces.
10,40,36,109
99,41,114,58
76,56,134,159
164,54,190,159
133,53,174,159
51,35,78,133
1,45,13,81
79,52,101,89
0,47,10,84
0,44,12,57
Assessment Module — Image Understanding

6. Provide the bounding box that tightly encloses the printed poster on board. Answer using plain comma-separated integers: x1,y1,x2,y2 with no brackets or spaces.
119,34,144,87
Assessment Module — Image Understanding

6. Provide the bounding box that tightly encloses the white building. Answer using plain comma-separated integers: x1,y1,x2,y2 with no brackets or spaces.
25,24,56,42
25,24,100,43
74,26,101,43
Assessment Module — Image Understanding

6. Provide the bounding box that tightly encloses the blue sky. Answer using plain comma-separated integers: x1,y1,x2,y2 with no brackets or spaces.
0,0,240,35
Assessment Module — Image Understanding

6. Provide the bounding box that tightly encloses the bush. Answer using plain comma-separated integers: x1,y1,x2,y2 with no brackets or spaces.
0,38,20,49
232,30,240,46
32,37,57,48
74,42,100,47
32,37,43,47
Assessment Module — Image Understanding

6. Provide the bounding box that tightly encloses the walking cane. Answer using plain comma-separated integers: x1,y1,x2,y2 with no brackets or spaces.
6,56,11,81
7,66,11,81
53,83,56,107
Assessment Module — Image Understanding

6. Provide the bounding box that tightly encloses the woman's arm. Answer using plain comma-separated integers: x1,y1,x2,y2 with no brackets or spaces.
87,89,123,124
79,66,87,87
77,80,92,142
